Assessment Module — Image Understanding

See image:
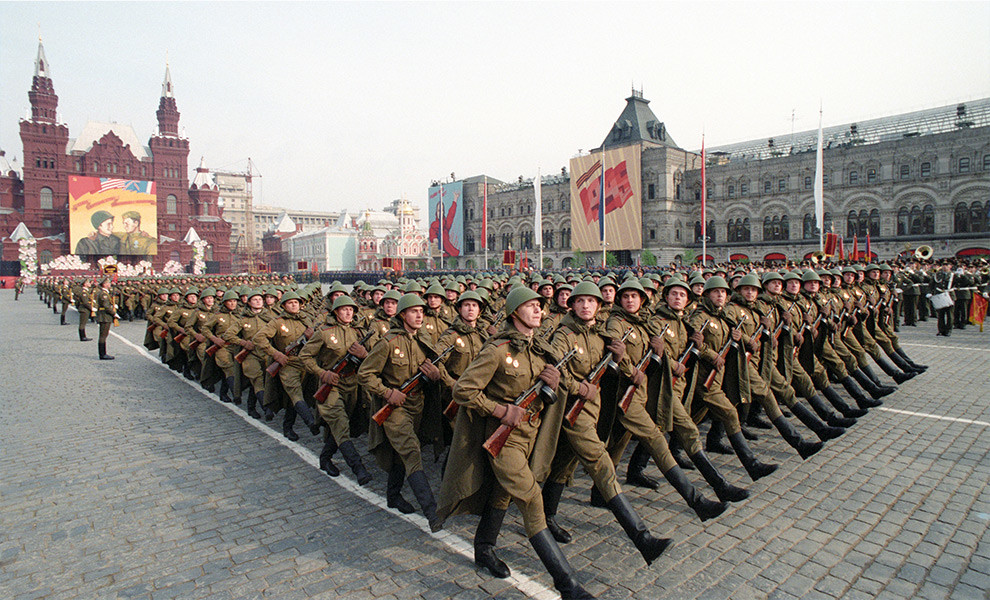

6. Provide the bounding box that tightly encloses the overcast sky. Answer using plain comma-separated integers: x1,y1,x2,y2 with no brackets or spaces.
2,2,988,225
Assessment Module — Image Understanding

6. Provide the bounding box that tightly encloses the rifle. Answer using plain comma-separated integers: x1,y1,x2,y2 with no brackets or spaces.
772,300,797,341
371,343,457,426
265,328,314,377
744,324,767,361
482,346,579,457
314,329,376,404
703,314,747,390
618,323,669,413
189,336,202,351
564,327,634,426
670,319,710,386
234,347,251,363
206,340,223,357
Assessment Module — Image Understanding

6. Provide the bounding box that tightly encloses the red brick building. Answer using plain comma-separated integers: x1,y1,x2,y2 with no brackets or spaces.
0,41,231,274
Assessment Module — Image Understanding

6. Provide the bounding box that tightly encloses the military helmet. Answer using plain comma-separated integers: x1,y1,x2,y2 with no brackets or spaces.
402,281,424,294
567,281,603,306
455,290,485,308
246,288,264,300
331,295,358,311
841,266,857,275
396,293,426,314
865,263,880,272
380,289,402,304
761,271,784,284
504,286,544,316
280,290,303,305
424,282,446,298
200,286,217,298
801,270,822,283
737,274,762,289
597,275,617,290
617,278,649,301
185,287,200,296
663,276,692,296
703,276,730,292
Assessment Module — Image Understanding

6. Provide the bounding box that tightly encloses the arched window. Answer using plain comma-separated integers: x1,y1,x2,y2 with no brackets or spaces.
847,210,857,238
898,207,910,236
166,194,177,215
954,203,969,233
823,212,833,234
727,221,735,242
780,215,790,240
869,209,880,237
694,221,702,242
39,187,54,210
909,206,922,235
742,218,751,242
972,201,988,233
708,220,716,243
764,216,773,241
803,213,815,239
922,205,935,235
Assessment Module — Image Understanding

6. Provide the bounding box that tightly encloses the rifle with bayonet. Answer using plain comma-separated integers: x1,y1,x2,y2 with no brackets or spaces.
703,314,747,390
670,319,710,387
371,343,456,426
564,327,633,426
266,327,316,377
314,328,376,404
618,323,669,413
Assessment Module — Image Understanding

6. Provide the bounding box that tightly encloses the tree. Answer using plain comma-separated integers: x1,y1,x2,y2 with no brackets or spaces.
683,249,697,264
640,249,657,266
605,251,619,267
543,257,553,269
572,250,585,268
465,258,475,269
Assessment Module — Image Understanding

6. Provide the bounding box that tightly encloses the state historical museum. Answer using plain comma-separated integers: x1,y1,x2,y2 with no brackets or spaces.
0,41,232,273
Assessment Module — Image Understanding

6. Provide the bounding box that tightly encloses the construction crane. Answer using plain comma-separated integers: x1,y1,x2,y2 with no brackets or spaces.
214,158,261,273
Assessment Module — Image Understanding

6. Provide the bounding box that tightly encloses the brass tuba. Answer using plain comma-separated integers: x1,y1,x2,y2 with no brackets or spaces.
915,245,933,261
810,250,826,264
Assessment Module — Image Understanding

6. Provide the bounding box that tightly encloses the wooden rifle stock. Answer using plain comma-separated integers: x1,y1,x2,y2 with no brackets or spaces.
315,329,375,404
617,324,669,414
206,342,223,358
234,347,250,363
703,315,747,390
482,346,578,458
670,319,710,387
372,344,456,426
564,327,634,426
265,329,313,377
173,332,187,344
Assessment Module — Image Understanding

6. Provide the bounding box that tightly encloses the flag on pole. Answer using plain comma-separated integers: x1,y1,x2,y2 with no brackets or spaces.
701,135,707,267
534,169,542,247
852,235,859,261
482,176,488,253
865,232,871,262
970,293,987,329
814,106,825,252
837,236,845,260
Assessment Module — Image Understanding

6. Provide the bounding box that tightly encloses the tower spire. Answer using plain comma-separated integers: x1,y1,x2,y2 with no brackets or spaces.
155,62,180,137
161,62,174,98
28,38,57,123
35,38,50,78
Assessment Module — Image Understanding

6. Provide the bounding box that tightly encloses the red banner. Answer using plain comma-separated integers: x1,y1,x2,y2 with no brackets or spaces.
971,294,987,325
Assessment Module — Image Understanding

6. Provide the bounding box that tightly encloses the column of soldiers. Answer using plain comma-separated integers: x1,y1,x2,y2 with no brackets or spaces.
28,258,987,600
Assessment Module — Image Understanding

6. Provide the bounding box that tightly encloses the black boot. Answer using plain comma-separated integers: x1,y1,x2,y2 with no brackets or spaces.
386,463,415,514
474,504,510,578
607,493,673,565
706,420,734,455
182,361,196,380
690,451,749,502
771,415,822,459
626,443,660,489
806,394,857,428
590,485,607,508
293,401,322,436
259,390,274,420
79,329,91,342
790,402,844,441
668,434,694,470
895,347,927,372
849,370,890,403
282,404,299,441
738,405,759,441
246,387,261,419
338,440,372,485
728,431,778,481
98,342,115,360
875,356,914,383
822,386,868,418
530,529,596,599
542,481,572,543
60,314,66,325
407,470,443,532
888,352,922,377
662,465,728,521
218,377,232,403
319,435,340,477
745,403,773,430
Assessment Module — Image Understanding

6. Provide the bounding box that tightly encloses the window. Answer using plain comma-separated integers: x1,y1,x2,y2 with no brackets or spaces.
922,205,934,234
823,174,829,186
740,182,748,196
869,209,880,237
778,178,787,192
803,213,818,239
42,219,52,228
39,187,53,210
984,154,990,171
920,162,931,177
727,185,735,198
125,165,131,175
764,181,771,194
92,162,99,173
648,183,655,199
166,194,177,215
708,221,716,243
959,157,971,173
867,168,877,183
649,229,656,240
804,176,812,190
900,164,910,179
898,207,910,236
75,160,82,172
954,203,969,233
39,250,53,265
972,201,988,232
849,171,859,184
168,223,177,231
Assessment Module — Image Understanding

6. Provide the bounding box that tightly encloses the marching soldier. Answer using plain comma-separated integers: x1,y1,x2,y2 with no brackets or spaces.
95,277,117,360
75,278,94,342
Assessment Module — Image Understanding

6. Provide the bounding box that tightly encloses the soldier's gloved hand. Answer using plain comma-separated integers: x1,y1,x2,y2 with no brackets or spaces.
731,328,742,342
419,360,441,381
608,339,627,361
304,327,315,338
631,369,646,386
320,370,340,386
782,311,792,325
649,335,665,355
240,339,255,351
747,338,760,354
713,354,726,371
385,388,406,406
273,351,289,366
348,342,368,359
194,333,206,343
804,313,814,326
577,380,597,402
487,325,497,336
690,331,705,347
494,403,525,427
760,316,773,330
210,335,224,346
671,361,687,377
794,333,805,346
538,364,560,390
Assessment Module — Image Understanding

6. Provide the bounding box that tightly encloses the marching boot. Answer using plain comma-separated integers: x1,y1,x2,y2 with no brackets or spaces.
745,402,773,430
98,342,115,360
806,394,857,428
590,485,607,508
474,504,510,578
822,386,868,418
293,401,322,436
895,347,927,372
407,470,443,532
728,432,778,481
662,465,728,521
218,377,232,403
318,435,340,477
228,377,242,405
282,404,299,441
875,356,914,383
772,416,822,459
79,329,92,342
607,493,673,566
182,360,196,380
530,529,596,600
542,481,572,543
690,451,749,502
386,463,415,514
246,387,262,419
790,402,844,441
626,442,660,489
668,434,695,470
850,370,890,403
738,405,760,441
259,391,274,421
60,314,66,325
706,420,734,455
888,351,922,376
338,440,372,485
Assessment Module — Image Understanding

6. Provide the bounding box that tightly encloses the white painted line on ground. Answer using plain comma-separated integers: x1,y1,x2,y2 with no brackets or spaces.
900,342,990,352
110,330,558,600
878,407,990,428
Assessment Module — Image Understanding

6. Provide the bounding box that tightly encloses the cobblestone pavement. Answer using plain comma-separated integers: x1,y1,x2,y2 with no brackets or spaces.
2,289,988,600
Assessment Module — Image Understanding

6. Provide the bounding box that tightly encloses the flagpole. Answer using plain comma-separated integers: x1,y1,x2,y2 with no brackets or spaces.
814,102,825,253
701,133,707,268
535,168,543,273
439,181,444,270
600,152,607,269
483,176,488,270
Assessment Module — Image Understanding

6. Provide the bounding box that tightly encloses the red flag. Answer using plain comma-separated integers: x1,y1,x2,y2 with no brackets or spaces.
852,235,859,261
837,237,845,260
970,293,987,327
866,232,871,262
824,233,838,256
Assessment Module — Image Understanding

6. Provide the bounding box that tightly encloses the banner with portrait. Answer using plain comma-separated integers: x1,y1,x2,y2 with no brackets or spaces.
428,181,463,258
69,176,158,256
569,145,642,252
